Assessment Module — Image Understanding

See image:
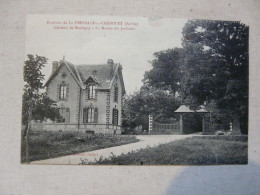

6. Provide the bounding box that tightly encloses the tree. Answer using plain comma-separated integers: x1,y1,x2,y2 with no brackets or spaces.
122,86,179,133
22,54,59,163
22,92,59,126
143,48,183,95
181,20,249,134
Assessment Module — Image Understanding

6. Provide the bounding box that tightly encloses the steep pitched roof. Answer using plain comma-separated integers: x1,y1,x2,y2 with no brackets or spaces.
44,60,125,93
44,60,82,87
175,105,194,113
76,64,116,89
175,105,209,113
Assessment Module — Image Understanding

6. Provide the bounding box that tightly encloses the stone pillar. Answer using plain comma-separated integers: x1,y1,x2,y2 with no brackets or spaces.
180,115,183,134
202,116,205,134
106,91,111,129
148,115,153,134
231,116,241,135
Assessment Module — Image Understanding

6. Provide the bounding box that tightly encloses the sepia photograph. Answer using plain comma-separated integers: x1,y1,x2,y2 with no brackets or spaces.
21,15,248,165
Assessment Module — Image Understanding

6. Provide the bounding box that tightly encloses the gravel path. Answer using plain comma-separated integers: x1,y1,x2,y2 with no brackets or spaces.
30,135,196,165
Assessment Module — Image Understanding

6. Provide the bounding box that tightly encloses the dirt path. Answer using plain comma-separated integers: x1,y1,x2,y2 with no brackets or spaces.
30,135,196,165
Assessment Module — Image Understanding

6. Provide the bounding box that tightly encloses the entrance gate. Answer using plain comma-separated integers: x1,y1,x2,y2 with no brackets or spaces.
149,115,180,134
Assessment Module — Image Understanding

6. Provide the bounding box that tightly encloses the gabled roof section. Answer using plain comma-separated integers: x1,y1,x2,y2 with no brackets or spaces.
84,75,99,84
44,60,82,87
76,63,117,90
44,60,125,92
109,64,126,94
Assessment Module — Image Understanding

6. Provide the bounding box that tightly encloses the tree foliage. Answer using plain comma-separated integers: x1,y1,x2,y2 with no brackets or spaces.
122,20,248,134
22,54,59,125
181,20,248,133
143,48,183,95
22,91,59,125
122,86,179,133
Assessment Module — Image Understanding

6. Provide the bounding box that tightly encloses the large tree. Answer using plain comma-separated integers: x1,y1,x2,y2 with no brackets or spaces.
22,54,59,163
143,48,183,95
181,20,249,134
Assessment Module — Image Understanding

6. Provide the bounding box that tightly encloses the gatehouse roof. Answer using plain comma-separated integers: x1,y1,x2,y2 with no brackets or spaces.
175,105,208,113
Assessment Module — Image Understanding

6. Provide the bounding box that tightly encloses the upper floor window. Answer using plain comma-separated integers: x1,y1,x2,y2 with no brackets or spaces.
88,85,96,99
60,85,67,99
114,86,118,102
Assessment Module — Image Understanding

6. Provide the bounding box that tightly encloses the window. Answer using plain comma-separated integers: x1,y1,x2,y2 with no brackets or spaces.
114,86,118,102
60,85,67,99
83,107,96,123
88,108,94,123
58,108,66,123
88,85,96,99
57,108,70,123
112,109,118,125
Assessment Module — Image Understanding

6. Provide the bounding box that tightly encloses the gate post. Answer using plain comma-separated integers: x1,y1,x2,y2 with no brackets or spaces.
202,116,205,134
180,115,183,134
148,115,153,134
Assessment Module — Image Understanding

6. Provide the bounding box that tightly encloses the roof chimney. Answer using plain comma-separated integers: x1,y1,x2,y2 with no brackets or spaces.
107,59,114,65
52,61,59,73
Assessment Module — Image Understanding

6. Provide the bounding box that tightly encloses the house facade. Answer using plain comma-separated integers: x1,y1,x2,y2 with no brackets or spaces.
44,59,125,134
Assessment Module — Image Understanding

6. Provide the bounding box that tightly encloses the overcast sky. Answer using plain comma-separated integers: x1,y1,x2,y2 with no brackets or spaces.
25,15,187,94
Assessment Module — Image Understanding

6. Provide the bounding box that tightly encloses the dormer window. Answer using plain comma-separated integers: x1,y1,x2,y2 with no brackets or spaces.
84,76,98,100
88,85,96,99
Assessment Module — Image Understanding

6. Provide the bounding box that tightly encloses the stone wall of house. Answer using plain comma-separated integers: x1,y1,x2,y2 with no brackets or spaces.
46,65,79,124
45,63,123,134
110,71,123,125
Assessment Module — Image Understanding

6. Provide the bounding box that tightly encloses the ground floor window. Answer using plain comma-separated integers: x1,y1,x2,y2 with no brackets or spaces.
83,107,98,123
58,108,70,123
112,109,118,125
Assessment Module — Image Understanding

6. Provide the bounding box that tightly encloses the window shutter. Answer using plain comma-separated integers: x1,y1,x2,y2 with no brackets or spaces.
83,108,88,123
65,108,70,123
86,86,90,100
95,88,97,99
66,84,69,100
94,107,98,123
57,84,61,100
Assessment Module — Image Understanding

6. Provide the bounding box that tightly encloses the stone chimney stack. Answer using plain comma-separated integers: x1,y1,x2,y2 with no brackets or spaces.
107,59,114,65
52,61,59,73
107,59,114,77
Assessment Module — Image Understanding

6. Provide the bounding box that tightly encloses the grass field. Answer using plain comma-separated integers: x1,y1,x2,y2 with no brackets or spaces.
91,136,248,165
21,130,138,163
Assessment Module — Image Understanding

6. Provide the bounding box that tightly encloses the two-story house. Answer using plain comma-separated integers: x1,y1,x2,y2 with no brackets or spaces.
43,59,125,134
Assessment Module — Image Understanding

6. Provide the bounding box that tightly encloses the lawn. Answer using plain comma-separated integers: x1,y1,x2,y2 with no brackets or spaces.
91,136,248,165
21,130,138,163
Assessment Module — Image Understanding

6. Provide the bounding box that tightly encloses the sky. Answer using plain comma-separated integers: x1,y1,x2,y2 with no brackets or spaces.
25,15,187,94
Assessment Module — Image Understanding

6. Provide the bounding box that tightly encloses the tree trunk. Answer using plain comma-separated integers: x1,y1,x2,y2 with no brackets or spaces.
23,123,28,140
231,115,241,135
26,99,32,164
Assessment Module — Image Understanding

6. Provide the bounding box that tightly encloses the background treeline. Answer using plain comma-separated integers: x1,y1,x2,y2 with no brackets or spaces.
122,19,249,134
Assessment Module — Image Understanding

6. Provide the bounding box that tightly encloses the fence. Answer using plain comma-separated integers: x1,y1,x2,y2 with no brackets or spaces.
28,123,122,134
151,121,180,134
204,122,224,134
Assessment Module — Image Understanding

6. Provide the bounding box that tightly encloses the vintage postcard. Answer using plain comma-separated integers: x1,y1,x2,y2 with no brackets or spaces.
21,15,248,165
